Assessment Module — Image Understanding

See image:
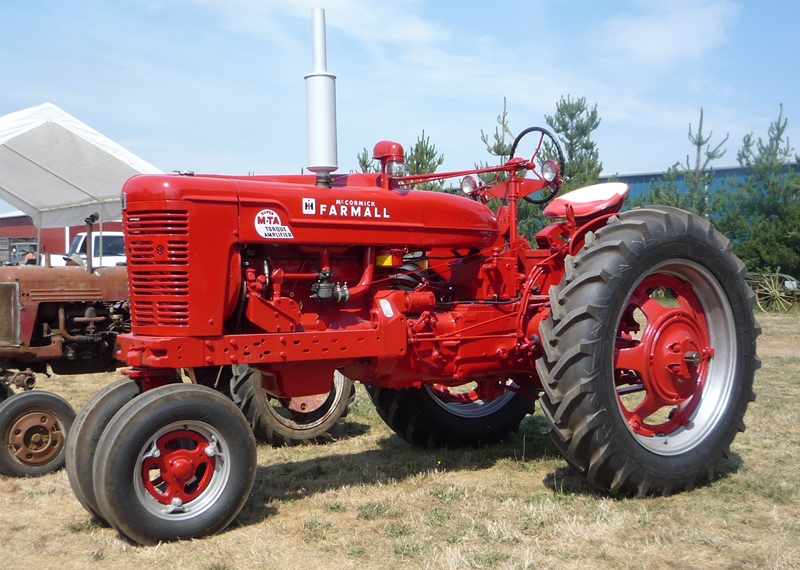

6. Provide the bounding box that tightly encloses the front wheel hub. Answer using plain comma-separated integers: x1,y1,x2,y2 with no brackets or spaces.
141,429,215,505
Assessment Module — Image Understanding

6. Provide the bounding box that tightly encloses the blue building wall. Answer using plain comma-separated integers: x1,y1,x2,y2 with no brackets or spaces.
601,163,800,201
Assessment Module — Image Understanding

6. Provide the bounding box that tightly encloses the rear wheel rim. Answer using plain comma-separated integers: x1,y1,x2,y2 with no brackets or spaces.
265,373,346,430
613,259,736,455
425,380,518,418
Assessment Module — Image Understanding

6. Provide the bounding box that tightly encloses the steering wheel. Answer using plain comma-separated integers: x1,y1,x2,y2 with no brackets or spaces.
509,126,565,205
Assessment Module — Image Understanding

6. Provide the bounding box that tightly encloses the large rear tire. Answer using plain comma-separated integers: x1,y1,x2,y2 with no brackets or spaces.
92,384,256,545
230,366,354,446
66,378,142,522
537,206,759,496
0,391,76,477
366,380,534,448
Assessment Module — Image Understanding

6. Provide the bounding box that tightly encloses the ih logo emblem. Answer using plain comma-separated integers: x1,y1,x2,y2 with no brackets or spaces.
254,209,294,239
302,198,316,215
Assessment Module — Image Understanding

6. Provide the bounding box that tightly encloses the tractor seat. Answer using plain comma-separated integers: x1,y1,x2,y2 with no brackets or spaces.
543,182,630,219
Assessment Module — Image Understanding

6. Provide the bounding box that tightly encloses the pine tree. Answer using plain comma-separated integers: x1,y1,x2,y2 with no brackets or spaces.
714,104,800,274
683,109,728,217
544,95,602,192
630,163,692,210
356,148,378,173
633,109,727,216
476,98,514,185
405,130,445,191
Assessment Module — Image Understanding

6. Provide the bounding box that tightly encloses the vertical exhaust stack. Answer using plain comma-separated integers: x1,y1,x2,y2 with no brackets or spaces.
305,8,338,187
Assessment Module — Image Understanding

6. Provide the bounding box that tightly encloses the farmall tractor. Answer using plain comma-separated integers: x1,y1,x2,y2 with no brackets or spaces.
66,128,759,545
69,11,758,546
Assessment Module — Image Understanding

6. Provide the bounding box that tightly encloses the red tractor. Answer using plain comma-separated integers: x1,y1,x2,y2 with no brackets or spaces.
69,125,758,545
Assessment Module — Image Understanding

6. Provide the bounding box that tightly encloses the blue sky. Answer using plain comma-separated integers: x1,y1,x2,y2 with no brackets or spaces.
1,0,798,215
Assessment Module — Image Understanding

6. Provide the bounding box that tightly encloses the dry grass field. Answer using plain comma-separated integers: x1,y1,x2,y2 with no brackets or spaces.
1,312,798,570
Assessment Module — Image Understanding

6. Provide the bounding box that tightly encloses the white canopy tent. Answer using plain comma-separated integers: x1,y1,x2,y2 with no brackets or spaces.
0,103,161,230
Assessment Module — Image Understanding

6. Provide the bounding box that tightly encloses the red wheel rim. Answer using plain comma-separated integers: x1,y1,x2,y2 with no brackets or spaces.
141,429,215,505
614,274,712,438
428,380,498,404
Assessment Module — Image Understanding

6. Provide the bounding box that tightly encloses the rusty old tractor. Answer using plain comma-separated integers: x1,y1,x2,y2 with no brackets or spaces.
0,262,128,477
68,122,759,545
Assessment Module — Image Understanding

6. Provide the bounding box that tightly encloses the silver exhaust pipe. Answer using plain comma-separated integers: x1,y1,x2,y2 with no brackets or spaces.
305,8,338,187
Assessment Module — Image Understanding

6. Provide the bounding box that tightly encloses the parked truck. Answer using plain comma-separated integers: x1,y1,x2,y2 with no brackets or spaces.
47,231,127,268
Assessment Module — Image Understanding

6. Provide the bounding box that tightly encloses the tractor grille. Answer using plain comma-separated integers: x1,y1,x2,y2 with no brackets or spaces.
125,210,191,328
0,282,20,345
128,239,189,264
127,211,189,236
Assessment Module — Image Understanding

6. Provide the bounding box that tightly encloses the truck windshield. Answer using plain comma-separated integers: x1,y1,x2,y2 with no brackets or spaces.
67,235,125,256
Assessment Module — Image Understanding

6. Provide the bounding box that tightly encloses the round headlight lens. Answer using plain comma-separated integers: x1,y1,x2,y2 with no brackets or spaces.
461,175,477,195
542,159,558,183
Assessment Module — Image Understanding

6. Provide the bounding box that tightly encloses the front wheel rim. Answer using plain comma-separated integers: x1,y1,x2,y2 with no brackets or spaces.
7,410,63,465
134,420,231,521
613,259,736,456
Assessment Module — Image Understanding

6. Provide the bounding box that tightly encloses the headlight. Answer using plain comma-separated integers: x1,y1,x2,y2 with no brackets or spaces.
460,175,477,195
386,160,407,177
542,159,558,183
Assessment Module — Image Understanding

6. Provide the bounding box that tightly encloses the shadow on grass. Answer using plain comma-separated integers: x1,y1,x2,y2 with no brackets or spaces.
237,414,563,526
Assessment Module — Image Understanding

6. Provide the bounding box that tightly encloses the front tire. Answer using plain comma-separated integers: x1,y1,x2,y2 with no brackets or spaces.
366,380,534,448
66,378,143,522
0,391,76,477
537,207,759,495
92,384,257,545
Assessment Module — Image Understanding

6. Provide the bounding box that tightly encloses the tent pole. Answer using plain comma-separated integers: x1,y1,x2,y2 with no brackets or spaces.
99,209,103,267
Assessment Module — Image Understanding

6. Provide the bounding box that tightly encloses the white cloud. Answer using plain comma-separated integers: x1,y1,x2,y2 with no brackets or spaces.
594,0,739,76
186,0,445,48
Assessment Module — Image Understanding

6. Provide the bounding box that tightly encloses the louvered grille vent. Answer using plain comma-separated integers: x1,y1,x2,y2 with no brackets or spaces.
125,210,191,327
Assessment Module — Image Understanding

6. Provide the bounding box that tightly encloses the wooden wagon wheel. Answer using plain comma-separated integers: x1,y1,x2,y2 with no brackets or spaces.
755,273,795,313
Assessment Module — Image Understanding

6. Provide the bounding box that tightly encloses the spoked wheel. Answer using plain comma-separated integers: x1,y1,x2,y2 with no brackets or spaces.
0,391,76,477
66,378,143,522
755,273,795,313
230,366,355,446
93,384,256,545
537,206,759,496
366,378,534,448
